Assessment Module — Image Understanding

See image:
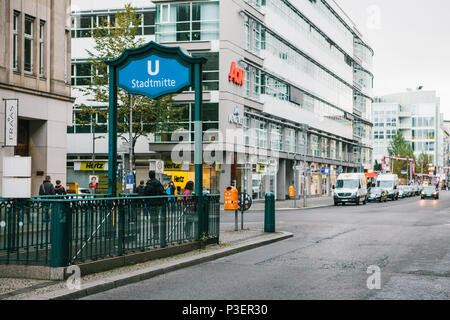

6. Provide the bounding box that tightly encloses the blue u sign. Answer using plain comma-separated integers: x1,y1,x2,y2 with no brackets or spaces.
118,55,191,99
108,41,205,100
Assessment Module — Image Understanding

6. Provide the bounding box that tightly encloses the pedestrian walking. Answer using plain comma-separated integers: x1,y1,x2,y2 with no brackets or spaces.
135,180,146,196
39,176,55,223
168,181,176,195
39,176,55,196
181,181,195,239
54,180,67,195
144,170,167,245
165,181,176,204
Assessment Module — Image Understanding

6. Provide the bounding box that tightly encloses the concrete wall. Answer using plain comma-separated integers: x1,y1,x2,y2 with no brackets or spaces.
0,0,73,196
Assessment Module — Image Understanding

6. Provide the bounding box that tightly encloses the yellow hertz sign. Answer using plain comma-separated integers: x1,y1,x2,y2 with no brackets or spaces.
76,161,108,171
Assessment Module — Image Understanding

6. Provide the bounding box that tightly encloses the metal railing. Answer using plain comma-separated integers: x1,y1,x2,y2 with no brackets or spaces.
0,194,220,267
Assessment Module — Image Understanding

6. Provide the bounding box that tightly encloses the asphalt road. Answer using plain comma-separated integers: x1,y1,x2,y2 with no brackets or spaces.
85,191,450,300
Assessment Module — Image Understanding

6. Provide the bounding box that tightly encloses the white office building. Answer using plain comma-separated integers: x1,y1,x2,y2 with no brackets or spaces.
69,0,374,200
372,90,444,169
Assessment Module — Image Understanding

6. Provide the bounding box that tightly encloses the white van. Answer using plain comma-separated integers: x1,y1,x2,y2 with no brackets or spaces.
376,174,399,200
333,173,368,206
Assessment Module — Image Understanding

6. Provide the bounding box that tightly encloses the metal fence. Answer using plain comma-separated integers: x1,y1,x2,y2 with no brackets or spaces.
0,194,220,267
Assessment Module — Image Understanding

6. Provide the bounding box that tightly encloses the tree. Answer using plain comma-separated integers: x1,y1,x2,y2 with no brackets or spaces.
374,160,382,171
387,130,415,178
74,4,182,178
416,152,433,174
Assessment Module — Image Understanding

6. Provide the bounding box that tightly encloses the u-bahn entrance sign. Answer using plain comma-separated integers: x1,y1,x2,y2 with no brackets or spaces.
105,41,207,231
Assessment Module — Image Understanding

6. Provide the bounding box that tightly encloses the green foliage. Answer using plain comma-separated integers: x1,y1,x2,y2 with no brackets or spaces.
74,3,182,146
374,160,382,171
416,152,433,174
387,130,415,177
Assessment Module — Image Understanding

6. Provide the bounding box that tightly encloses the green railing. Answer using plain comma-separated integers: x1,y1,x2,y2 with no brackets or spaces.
0,195,220,267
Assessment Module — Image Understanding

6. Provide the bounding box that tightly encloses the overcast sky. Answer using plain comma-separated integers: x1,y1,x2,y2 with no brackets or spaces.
334,0,450,119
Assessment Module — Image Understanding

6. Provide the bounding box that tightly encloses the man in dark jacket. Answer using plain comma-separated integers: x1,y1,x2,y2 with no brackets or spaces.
144,171,166,204
144,171,166,244
135,180,146,196
39,176,55,196
39,176,55,223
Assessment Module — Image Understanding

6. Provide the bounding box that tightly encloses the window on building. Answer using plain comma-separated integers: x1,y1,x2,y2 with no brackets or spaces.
244,16,250,51
72,11,155,38
13,11,20,71
253,119,267,149
299,131,307,155
191,52,219,91
321,137,329,158
270,124,282,151
285,128,296,153
311,135,319,157
24,15,34,74
65,30,69,83
330,140,337,159
244,117,251,146
72,63,92,86
155,1,219,42
39,21,45,77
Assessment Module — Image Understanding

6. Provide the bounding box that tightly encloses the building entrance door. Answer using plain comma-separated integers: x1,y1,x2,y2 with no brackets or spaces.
14,119,29,156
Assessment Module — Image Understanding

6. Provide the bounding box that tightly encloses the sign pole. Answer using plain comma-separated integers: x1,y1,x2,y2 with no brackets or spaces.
194,63,205,238
108,66,118,196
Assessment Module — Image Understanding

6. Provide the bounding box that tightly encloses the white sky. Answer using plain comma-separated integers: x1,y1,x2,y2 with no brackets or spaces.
335,0,450,119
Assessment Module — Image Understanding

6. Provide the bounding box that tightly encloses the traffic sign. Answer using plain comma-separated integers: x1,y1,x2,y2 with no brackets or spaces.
238,193,253,212
155,160,164,174
126,174,134,190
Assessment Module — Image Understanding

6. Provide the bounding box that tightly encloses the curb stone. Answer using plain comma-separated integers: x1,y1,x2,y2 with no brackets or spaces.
30,231,293,300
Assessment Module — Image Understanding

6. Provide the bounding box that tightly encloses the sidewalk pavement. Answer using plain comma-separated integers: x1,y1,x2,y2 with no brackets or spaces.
0,228,293,300
247,196,334,211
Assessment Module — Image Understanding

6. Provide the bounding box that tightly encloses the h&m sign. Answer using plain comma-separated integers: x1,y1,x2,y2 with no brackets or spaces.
228,62,245,86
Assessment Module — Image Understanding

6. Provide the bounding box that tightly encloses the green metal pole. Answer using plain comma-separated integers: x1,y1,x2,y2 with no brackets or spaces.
108,66,118,196
50,202,71,267
194,63,204,239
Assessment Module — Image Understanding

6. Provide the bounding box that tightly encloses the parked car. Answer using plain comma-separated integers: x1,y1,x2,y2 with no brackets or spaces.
406,186,414,197
398,185,408,198
421,186,439,200
367,187,388,203
78,188,93,195
376,174,399,200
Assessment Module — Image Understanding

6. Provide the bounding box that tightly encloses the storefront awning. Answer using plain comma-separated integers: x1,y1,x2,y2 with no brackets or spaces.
365,172,377,178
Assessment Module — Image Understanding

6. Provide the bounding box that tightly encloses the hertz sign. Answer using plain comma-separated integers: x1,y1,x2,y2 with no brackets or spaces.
228,62,245,86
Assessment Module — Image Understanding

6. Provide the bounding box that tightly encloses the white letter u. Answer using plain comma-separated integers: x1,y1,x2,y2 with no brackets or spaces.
148,60,160,76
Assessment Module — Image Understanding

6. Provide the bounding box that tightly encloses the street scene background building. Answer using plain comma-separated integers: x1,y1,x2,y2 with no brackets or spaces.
372,89,444,170
68,0,374,201
0,0,73,195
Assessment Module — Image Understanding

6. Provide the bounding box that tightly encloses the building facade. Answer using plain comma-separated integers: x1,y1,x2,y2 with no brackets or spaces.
69,0,374,200
372,90,444,169
0,0,73,195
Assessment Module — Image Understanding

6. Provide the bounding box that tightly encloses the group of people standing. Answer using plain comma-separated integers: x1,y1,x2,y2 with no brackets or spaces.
39,176,67,195
135,171,194,201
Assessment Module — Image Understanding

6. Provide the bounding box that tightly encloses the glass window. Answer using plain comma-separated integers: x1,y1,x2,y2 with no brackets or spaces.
24,16,34,73
311,135,319,157
39,21,45,76
13,12,19,71
270,124,282,151
156,1,219,42
285,128,296,153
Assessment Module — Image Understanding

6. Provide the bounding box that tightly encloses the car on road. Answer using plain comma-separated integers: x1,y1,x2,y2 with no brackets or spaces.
406,185,413,197
333,173,368,206
421,186,439,200
367,187,388,203
413,184,420,196
398,185,409,198
376,174,399,200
